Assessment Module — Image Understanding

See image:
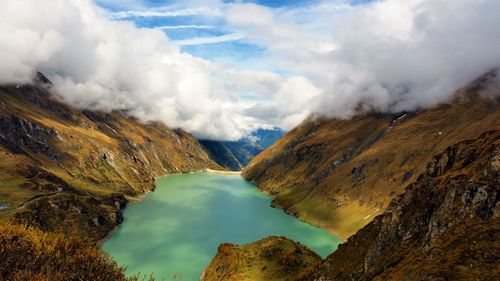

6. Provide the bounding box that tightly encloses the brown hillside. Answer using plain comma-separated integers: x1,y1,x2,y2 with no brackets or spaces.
243,71,500,239
317,130,499,280
0,73,220,240
201,236,322,281
0,222,144,281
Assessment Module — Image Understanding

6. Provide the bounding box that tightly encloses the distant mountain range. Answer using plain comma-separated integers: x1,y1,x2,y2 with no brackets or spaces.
200,127,285,171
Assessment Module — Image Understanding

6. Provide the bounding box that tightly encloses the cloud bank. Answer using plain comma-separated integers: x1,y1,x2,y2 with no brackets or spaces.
226,0,500,117
0,0,499,140
0,0,318,140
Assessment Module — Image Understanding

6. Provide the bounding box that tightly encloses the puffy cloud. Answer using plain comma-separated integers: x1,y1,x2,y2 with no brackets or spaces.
0,0,314,140
227,0,500,118
1,0,499,141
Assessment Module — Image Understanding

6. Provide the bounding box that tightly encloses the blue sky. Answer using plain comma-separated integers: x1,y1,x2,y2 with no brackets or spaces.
94,0,372,73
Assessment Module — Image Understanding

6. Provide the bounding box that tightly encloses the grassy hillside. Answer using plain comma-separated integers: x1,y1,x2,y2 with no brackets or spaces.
201,236,321,281
317,130,500,280
243,71,500,239
0,222,146,281
0,73,220,240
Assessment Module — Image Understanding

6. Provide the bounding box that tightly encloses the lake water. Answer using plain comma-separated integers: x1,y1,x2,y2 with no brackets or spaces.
103,172,341,280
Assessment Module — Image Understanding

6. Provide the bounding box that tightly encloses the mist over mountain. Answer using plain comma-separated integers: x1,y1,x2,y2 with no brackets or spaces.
1,0,499,140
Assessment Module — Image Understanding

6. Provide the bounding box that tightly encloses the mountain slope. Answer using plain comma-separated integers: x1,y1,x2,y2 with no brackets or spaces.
243,71,500,239
205,130,499,281
200,139,263,171
317,130,499,280
0,73,219,240
200,128,285,171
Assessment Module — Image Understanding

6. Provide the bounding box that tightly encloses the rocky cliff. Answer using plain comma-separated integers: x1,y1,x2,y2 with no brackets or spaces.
317,130,499,280
243,71,500,239
0,73,220,240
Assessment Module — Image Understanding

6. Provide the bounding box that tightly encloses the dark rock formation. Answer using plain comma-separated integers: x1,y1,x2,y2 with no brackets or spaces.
316,130,500,281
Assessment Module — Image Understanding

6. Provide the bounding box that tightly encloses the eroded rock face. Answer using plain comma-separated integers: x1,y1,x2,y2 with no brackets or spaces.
0,115,59,160
317,131,500,281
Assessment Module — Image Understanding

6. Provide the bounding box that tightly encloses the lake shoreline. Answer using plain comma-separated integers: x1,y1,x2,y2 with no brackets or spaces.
102,172,341,280
98,169,241,245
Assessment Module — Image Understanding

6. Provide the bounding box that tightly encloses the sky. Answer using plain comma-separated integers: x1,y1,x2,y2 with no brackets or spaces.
1,0,499,140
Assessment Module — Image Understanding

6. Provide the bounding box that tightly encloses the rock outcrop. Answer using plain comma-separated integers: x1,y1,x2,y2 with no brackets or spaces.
317,130,499,280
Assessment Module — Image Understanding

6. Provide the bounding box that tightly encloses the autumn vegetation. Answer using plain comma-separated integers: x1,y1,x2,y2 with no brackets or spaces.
0,222,144,281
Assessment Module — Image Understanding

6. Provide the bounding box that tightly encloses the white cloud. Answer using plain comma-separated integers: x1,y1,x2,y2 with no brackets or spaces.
0,0,499,141
226,0,500,118
174,32,245,46
0,0,314,140
109,6,222,19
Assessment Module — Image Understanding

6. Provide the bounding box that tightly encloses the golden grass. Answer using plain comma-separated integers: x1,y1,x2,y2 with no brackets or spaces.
0,222,137,281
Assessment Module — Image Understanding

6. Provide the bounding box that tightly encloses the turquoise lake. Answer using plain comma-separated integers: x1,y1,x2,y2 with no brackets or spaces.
102,172,341,280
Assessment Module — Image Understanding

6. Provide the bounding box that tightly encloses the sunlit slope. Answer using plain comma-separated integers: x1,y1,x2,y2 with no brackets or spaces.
0,74,219,239
201,236,322,281
243,71,500,239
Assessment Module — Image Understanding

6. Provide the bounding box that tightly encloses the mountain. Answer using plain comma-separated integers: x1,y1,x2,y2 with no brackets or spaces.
0,73,220,240
200,127,285,171
204,130,499,280
249,127,286,148
316,130,499,280
243,71,500,239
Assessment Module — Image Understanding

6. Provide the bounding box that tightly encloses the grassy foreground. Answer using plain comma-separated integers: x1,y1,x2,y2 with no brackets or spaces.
0,222,153,281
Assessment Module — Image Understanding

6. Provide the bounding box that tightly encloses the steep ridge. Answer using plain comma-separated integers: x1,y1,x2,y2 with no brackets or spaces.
243,71,500,239
317,130,499,280
0,73,219,240
204,130,499,281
